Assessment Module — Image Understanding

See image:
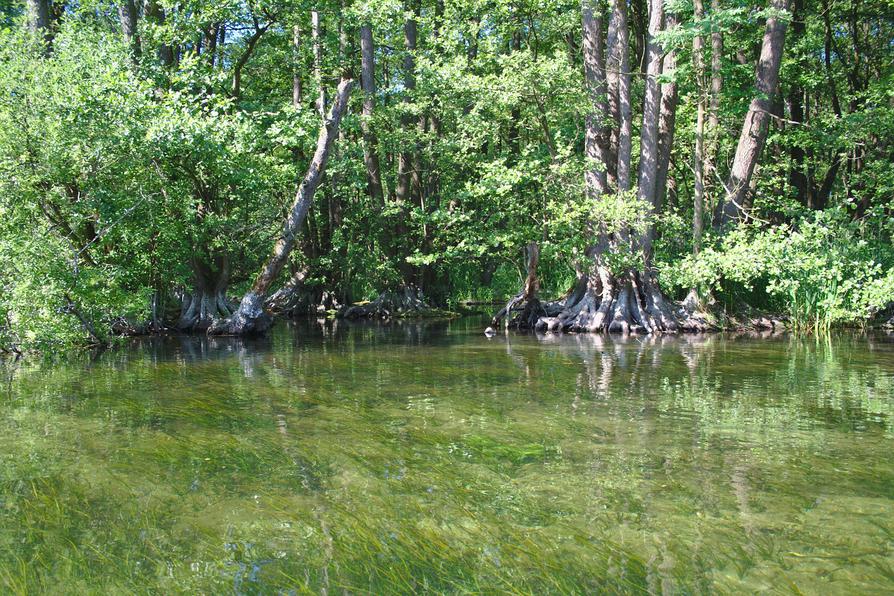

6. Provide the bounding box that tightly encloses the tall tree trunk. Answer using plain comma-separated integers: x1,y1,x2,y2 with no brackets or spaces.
636,0,664,257
360,24,385,207
211,79,355,335
581,0,611,197
693,0,707,254
312,11,326,118
538,0,685,335
27,0,52,50
293,25,303,107
654,12,678,225
706,0,723,221
396,0,419,206
719,0,790,225
611,0,633,192
606,1,620,170
631,0,648,76
785,0,811,208
118,0,140,57
709,0,723,132
231,22,269,100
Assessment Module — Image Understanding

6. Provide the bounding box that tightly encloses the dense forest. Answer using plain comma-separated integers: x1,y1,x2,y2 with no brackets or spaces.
0,0,892,350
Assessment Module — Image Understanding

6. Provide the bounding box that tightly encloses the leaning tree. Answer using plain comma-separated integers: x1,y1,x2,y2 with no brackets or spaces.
210,78,355,335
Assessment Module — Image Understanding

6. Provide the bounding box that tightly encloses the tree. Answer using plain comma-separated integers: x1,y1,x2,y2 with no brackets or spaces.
719,0,791,224
360,23,384,207
211,78,355,336
693,0,707,255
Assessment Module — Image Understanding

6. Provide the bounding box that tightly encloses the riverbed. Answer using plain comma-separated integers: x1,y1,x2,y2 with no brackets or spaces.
1,318,892,593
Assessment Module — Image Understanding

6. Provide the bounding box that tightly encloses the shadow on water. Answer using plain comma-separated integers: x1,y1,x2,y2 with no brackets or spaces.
1,319,893,593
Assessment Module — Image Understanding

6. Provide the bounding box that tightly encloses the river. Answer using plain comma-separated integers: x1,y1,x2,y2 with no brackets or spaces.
1,318,892,593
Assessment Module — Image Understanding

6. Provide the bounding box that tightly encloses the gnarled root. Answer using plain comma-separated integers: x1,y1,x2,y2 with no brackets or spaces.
490,242,544,330
341,285,429,320
208,292,273,336
265,268,311,316
176,290,234,331
176,255,234,331
538,267,709,334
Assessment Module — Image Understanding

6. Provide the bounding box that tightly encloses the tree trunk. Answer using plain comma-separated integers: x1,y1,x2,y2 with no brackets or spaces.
395,1,419,207
709,0,722,132
27,0,52,50
531,0,689,335
118,0,140,57
637,0,664,257
231,24,268,100
489,242,545,329
312,11,326,118
693,0,706,254
706,0,723,222
719,0,790,225
654,12,678,222
611,0,633,192
581,0,611,197
537,0,692,335
360,24,385,207
177,253,233,331
293,25,303,107
210,78,355,335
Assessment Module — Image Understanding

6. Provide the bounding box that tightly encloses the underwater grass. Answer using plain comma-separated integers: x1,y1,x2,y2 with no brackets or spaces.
0,320,893,593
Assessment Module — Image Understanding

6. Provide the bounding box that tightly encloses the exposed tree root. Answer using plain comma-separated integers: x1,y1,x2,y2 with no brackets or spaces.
490,242,544,330
492,244,712,335
207,292,273,336
341,285,430,319
265,267,311,316
536,267,691,334
176,255,234,332
176,289,234,331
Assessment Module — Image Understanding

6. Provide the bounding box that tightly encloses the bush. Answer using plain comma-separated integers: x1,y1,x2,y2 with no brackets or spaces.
663,211,894,331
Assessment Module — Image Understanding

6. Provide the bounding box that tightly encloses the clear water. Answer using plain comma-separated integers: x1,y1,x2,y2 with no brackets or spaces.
1,318,893,594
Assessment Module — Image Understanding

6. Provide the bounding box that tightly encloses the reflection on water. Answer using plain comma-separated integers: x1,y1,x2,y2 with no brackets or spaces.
1,318,893,593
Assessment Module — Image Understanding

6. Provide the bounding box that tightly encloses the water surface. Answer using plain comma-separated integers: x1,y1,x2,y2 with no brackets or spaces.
1,319,893,593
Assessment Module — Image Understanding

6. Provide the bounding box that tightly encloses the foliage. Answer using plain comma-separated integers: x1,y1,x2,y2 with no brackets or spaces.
664,211,894,331
0,0,893,349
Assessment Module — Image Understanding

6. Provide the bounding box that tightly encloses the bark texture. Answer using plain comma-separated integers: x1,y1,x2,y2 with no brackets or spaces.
210,78,355,335
177,254,233,331
655,15,678,215
523,0,699,335
611,0,633,192
118,0,140,56
360,24,385,206
312,11,326,117
693,0,706,254
720,0,790,224
395,1,420,206
581,0,611,196
636,0,664,214
341,286,431,320
27,0,53,49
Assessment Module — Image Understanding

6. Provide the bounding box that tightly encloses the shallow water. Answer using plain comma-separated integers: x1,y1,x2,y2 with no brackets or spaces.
1,318,893,594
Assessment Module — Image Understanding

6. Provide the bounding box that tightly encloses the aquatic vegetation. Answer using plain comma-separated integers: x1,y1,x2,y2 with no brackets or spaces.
1,320,893,593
